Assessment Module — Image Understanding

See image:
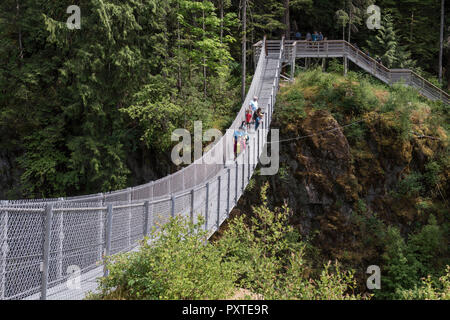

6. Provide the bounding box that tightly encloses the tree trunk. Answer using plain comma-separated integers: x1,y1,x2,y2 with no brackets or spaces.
439,0,444,84
347,8,352,43
241,0,247,103
220,0,224,44
16,0,23,60
177,16,182,91
203,2,207,98
446,51,450,90
284,0,290,39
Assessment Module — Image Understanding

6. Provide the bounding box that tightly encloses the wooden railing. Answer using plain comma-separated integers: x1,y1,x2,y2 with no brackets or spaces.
254,39,449,105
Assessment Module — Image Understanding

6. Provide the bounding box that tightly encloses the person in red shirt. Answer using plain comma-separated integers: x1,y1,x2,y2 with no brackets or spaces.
245,106,252,126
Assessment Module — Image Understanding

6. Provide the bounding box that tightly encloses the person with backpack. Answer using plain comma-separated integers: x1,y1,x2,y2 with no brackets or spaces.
240,121,249,150
233,129,242,158
254,108,264,131
318,32,324,41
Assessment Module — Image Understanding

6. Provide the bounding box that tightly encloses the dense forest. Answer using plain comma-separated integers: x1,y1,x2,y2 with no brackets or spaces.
0,0,448,199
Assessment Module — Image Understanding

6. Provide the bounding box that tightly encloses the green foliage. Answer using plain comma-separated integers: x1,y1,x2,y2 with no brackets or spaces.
278,87,306,122
91,184,365,300
397,266,450,300
314,73,379,117
378,215,448,299
344,122,366,144
0,0,240,198
217,183,364,300
375,0,446,76
365,14,415,69
90,216,236,300
327,59,344,73
408,215,447,278
395,172,425,198
378,226,421,299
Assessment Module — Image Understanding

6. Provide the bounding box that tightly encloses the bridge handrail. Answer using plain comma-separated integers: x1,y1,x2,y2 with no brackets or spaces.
288,40,449,102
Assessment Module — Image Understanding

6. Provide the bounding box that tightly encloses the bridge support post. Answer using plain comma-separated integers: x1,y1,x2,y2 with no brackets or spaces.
235,162,238,204
205,182,209,231
57,200,64,281
0,206,8,300
290,60,295,81
143,201,150,237
253,136,256,170
171,194,175,218
257,124,260,162
190,189,194,224
248,144,251,180
242,156,245,192
127,188,132,248
40,204,53,300
217,176,221,230
104,204,113,277
98,193,105,265
344,55,348,76
226,168,231,218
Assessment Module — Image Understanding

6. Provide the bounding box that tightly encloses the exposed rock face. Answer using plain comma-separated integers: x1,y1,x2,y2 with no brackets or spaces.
227,104,447,280
279,110,358,232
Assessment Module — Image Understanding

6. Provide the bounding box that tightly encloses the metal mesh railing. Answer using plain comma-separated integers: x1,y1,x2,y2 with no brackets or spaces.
0,37,284,300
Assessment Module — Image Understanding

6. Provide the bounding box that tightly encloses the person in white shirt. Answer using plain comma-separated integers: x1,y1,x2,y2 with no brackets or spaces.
250,96,258,112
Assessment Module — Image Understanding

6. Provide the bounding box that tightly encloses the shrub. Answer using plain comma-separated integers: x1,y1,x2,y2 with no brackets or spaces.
327,59,344,74
90,184,370,300
395,172,425,198
217,183,365,300
397,266,450,300
89,216,236,300
278,88,306,121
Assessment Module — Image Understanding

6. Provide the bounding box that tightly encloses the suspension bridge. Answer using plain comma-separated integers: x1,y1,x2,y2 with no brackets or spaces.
0,38,448,300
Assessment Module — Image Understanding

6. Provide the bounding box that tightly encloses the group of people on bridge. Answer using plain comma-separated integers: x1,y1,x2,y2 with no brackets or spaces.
233,96,264,159
293,31,327,42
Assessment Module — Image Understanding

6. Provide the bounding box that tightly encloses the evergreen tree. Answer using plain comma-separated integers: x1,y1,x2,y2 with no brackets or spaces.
365,14,415,69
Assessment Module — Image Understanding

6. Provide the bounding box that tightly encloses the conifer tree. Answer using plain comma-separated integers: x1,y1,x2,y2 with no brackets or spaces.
366,14,415,69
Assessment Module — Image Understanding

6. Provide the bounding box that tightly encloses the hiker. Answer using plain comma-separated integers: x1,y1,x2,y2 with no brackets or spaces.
254,108,264,131
376,56,383,65
250,96,258,112
318,32,324,41
295,31,302,40
233,129,243,158
240,121,249,148
312,31,318,42
306,32,312,41
245,106,253,127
